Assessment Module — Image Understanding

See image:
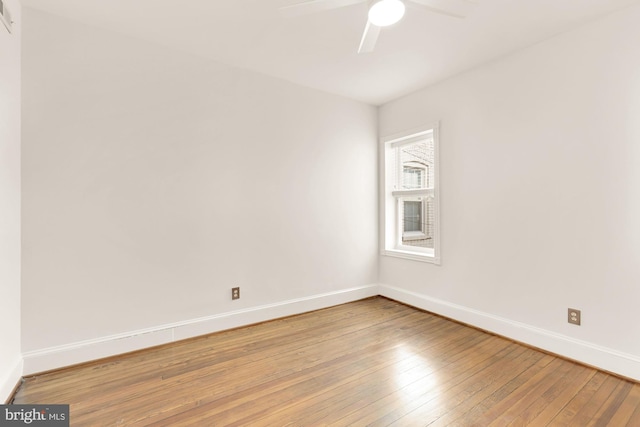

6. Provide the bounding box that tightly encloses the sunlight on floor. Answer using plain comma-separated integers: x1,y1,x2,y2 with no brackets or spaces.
394,344,440,407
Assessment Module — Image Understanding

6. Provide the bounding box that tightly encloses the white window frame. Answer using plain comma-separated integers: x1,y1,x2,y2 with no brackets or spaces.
380,123,441,264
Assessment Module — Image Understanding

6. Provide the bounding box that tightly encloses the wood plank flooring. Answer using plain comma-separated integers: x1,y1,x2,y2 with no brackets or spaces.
11,297,640,426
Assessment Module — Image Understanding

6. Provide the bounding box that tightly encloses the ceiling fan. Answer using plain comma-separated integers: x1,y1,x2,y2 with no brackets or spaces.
280,0,476,53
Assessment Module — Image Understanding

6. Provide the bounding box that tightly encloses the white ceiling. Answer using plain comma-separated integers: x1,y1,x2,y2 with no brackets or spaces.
21,0,640,105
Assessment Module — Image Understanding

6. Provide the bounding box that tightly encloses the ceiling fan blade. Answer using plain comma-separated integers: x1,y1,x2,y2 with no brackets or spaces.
407,0,476,18
358,21,381,54
279,0,366,17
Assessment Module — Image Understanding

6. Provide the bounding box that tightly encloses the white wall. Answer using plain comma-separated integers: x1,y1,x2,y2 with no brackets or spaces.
0,0,22,402
379,4,640,380
21,8,378,372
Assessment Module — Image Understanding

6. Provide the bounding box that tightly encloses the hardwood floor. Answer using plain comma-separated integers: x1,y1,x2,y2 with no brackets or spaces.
11,297,640,426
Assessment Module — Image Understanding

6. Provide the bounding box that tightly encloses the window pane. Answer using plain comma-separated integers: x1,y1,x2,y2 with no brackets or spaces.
403,167,423,189
403,201,422,232
399,196,434,249
398,139,434,190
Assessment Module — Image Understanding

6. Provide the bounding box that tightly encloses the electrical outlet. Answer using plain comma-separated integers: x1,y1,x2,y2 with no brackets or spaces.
232,287,240,300
568,308,581,325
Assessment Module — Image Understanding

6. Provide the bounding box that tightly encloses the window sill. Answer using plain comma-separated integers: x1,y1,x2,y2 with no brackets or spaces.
381,248,441,265
402,231,428,241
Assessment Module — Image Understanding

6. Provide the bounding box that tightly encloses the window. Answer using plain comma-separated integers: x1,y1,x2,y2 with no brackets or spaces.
403,200,422,232
403,166,424,189
381,123,440,263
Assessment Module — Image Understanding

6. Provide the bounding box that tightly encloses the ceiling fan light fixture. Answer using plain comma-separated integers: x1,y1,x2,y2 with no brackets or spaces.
368,0,406,27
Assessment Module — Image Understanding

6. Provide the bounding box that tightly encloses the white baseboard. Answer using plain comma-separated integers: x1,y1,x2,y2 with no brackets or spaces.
1,358,23,403
21,283,640,382
22,285,379,375
379,284,640,382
